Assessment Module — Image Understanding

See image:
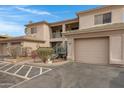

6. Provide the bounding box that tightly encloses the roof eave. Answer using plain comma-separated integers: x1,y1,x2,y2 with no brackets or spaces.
76,5,112,16
0,39,45,43
25,21,49,27
63,23,124,36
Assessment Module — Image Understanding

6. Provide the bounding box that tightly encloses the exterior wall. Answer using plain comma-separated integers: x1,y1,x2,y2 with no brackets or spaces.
79,6,124,29
67,38,74,60
26,24,44,40
26,23,51,47
0,43,8,56
110,35,124,64
22,41,45,50
43,24,51,47
0,42,22,56
50,19,78,46
66,30,124,65
50,24,67,47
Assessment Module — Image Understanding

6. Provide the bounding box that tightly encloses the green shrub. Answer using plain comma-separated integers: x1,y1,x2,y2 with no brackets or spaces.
37,47,54,63
9,46,22,59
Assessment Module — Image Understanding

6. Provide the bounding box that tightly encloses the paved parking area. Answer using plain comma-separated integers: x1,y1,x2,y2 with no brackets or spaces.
0,62,51,80
13,62,124,88
0,62,51,87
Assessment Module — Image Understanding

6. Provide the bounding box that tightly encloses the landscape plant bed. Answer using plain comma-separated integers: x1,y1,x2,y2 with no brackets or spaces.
26,60,68,68
32,58,66,63
4,57,31,63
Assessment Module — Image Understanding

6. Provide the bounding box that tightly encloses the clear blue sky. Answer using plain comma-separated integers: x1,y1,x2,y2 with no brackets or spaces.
0,5,100,36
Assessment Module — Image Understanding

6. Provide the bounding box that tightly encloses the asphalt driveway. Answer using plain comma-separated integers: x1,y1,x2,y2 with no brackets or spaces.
14,62,124,88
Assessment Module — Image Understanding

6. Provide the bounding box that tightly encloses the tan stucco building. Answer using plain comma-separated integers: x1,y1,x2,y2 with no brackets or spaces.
1,5,124,65
64,5,124,65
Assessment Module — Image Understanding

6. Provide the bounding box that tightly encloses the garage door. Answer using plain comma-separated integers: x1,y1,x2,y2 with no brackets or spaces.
75,37,109,64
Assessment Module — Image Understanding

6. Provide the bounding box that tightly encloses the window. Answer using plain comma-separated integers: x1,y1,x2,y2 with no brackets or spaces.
95,14,103,25
31,27,37,34
103,12,111,24
94,12,112,25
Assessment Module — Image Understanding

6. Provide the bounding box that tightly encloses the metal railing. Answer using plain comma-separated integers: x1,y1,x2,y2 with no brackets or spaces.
51,32,62,38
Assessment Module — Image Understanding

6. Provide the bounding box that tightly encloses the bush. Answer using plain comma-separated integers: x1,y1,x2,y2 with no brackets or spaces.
9,46,22,59
37,47,53,63
31,50,38,62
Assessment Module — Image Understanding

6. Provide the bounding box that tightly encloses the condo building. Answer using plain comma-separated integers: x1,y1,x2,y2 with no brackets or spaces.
1,5,124,65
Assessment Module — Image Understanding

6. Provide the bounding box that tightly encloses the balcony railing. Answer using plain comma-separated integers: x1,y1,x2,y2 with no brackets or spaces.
66,29,78,32
51,32,62,38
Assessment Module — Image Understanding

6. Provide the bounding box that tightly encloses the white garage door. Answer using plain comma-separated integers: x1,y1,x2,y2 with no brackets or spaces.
75,37,109,64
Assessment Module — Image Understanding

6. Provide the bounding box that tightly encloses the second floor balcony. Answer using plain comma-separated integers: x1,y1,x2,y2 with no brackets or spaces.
51,32,62,38
65,22,79,32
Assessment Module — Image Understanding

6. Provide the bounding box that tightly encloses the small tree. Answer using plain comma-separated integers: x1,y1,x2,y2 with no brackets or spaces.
9,46,22,59
37,47,53,63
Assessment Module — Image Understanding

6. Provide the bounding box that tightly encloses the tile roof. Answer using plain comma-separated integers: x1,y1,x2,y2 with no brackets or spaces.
0,36,45,43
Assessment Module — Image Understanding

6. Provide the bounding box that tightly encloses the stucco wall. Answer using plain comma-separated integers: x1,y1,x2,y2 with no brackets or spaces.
109,34,124,64
79,6,124,29
26,23,50,47
66,30,124,65
42,24,51,47
22,41,45,50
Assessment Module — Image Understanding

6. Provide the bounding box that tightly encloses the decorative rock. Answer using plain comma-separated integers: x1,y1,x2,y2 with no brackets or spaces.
48,59,52,64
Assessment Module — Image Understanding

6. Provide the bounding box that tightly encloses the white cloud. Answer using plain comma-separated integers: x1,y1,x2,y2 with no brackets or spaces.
0,20,24,36
53,11,72,14
16,7,60,18
16,7,50,15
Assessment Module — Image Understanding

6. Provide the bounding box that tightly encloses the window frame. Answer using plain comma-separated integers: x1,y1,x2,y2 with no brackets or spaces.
94,12,112,25
30,27,37,34
103,12,112,24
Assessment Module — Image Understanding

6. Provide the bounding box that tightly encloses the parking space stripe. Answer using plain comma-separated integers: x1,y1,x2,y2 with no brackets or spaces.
0,63,52,88
14,65,24,74
0,70,29,80
40,67,42,74
5,64,17,72
25,66,32,78
0,64,10,69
